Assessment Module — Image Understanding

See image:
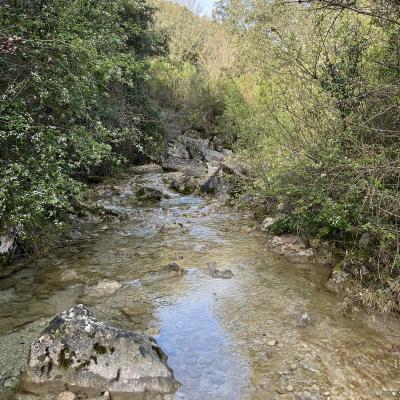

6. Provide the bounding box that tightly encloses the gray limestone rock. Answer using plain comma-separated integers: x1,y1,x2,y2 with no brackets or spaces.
21,305,180,399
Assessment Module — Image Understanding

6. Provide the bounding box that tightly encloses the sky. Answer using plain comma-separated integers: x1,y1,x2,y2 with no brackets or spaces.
198,0,215,15
177,0,216,16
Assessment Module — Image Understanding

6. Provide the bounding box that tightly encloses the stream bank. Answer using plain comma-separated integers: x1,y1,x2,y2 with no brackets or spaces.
0,127,400,399
0,163,399,399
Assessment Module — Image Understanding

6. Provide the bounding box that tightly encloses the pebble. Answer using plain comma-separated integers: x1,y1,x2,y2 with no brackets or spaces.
311,384,319,392
57,392,76,400
297,312,312,327
289,363,297,370
267,340,277,346
286,384,295,392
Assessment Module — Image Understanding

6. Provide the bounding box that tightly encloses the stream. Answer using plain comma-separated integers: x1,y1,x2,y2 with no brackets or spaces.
0,168,400,400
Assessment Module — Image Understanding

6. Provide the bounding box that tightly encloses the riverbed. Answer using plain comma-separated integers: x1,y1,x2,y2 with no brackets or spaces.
1,169,399,400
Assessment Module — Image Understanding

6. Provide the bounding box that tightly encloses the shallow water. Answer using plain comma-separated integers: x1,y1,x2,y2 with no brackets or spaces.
1,171,400,400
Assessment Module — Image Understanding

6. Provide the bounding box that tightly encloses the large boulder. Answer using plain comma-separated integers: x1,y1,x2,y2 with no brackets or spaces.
200,163,243,197
161,157,206,176
182,136,209,161
200,159,248,197
200,167,229,196
21,305,180,399
162,131,224,176
165,134,209,162
167,141,190,159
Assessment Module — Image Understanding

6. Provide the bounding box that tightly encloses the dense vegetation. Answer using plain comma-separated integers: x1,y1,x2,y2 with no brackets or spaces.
2,0,400,314
0,0,164,258
149,0,400,313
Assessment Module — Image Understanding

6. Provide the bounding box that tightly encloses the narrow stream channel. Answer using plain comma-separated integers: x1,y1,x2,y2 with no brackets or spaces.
1,170,399,400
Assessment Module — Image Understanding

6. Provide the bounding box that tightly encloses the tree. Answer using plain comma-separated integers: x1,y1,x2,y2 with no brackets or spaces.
0,0,164,262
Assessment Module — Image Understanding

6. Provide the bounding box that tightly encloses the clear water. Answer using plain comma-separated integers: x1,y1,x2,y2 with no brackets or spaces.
1,171,400,400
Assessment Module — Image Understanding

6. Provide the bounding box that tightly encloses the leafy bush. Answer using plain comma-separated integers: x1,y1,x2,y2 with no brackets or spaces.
213,0,400,312
149,0,237,130
0,0,164,259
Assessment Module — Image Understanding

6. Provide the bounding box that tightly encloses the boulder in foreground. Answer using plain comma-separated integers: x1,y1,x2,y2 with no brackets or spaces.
21,305,180,399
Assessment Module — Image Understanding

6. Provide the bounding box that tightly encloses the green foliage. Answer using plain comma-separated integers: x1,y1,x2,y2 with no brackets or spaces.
149,0,237,130
212,0,400,312
0,0,164,258
150,0,400,313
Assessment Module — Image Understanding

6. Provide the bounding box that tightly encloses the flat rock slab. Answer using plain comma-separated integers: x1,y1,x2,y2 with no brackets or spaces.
21,305,180,399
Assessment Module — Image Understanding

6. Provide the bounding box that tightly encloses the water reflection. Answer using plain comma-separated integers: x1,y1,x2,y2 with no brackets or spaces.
157,271,250,400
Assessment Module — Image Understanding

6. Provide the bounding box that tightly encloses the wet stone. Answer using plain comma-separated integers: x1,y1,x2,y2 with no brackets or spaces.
60,269,80,282
286,384,295,392
121,302,151,317
83,279,122,298
141,263,186,284
206,262,234,279
296,312,312,327
57,391,76,400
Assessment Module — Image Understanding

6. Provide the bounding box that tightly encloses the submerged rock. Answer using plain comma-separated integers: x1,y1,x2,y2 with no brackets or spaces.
84,279,122,298
296,312,312,327
206,262,234,279
21,305,180,399
326,270,349,294
121,302,151,318
141,263,186,285
60,269,80,282
270,235,306,253
159,221,188,234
